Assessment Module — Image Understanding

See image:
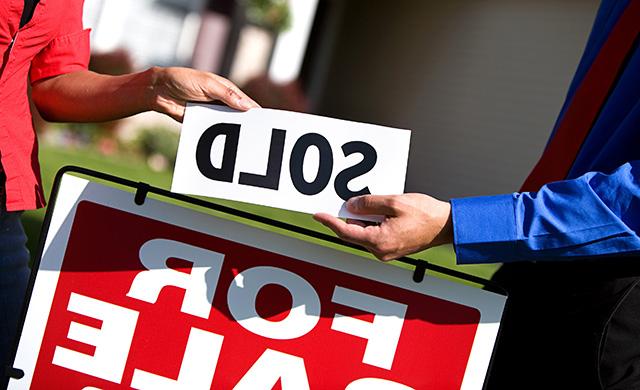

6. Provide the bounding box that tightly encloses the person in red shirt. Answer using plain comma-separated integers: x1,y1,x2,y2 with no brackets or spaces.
0,0,258,366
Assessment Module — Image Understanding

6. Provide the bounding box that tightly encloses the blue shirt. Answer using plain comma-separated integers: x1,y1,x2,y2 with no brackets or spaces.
451,0,640,264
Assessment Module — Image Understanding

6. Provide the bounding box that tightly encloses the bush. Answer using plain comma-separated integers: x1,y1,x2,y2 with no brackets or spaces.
134,127,180,172
245,0,291,33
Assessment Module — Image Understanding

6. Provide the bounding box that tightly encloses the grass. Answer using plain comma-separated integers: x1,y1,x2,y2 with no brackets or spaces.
23,143,499,287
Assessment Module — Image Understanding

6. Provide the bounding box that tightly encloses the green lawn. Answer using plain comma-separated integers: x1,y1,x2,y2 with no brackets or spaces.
23,143,498,286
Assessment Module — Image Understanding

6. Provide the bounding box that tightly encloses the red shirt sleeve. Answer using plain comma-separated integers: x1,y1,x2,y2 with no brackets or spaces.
30,28,91,83
29,0,91,84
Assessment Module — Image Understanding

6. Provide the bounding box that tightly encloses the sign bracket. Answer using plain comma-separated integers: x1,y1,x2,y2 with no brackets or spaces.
412,262,427,283
4,366,23,380
134,182,151,205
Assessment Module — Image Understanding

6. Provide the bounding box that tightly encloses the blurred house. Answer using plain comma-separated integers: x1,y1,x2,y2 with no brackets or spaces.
83,0,206,67
81,0,316,132
83,0,317,84
301,0,600,199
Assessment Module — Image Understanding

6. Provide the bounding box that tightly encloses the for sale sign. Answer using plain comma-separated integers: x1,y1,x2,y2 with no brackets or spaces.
9,173,505,389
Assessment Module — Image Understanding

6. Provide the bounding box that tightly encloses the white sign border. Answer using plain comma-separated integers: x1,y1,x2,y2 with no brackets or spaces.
10,173,505,389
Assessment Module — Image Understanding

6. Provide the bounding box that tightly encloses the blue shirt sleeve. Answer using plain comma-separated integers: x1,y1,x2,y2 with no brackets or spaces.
451,161,640,264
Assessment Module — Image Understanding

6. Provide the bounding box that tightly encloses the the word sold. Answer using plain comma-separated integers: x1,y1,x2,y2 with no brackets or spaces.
172,104,411,220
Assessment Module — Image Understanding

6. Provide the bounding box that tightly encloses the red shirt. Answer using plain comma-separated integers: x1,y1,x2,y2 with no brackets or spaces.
0,0,90,211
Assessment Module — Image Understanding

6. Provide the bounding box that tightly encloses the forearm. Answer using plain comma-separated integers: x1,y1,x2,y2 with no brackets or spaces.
31,68,157,122
452,161,640,263
31,66,257,122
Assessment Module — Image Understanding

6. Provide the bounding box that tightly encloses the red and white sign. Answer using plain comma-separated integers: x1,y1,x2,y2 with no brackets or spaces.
10,174,505,389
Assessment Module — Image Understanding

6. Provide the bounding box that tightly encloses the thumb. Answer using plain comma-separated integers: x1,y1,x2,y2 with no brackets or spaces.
346,195,399,216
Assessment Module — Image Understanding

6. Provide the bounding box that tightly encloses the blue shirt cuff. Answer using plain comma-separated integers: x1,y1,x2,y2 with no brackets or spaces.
451,194,518,264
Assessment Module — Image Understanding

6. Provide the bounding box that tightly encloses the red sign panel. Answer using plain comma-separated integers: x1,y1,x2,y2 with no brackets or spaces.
10,175,504,389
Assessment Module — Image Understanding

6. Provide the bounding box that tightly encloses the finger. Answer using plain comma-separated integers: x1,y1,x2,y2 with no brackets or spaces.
207,76,260,111
313,213,377,246
163,100,186,122
346,195,400,217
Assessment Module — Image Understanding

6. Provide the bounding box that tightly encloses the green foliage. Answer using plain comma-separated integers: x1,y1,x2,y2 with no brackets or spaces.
133,126,180,171
245,0,292,33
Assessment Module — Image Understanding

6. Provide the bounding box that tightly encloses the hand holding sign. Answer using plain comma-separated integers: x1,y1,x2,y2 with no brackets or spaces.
172,104,411,220
150,68,260,121
314,194,453,261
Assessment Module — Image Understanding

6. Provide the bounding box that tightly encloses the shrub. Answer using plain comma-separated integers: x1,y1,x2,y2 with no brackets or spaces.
134,127,180,172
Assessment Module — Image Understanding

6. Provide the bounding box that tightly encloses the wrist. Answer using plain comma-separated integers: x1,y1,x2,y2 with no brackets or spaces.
143,66,164,113
437,210,454,246
431,201,454,247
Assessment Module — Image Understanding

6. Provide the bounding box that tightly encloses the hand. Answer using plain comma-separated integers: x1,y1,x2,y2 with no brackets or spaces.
313,193,453,261
149,67,260,121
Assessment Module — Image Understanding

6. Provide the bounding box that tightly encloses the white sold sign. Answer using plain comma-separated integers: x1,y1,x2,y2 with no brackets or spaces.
172,104,411,220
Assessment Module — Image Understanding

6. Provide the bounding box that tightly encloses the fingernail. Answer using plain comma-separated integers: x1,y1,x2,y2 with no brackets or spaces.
239,97,259,110
238,98,251,110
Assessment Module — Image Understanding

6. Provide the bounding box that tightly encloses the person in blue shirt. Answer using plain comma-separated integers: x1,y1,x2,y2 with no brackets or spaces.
314,0,640,388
